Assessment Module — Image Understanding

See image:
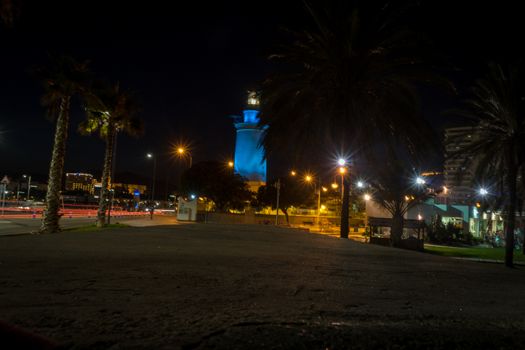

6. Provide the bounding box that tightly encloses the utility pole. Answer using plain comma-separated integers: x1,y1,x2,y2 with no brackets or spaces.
275,178,281,225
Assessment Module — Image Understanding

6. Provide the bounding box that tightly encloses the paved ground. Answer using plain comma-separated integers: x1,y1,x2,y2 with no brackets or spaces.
0,215,176,236
1,223,525,349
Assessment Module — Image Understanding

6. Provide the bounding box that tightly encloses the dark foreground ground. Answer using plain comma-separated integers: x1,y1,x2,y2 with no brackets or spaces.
1,223,525,349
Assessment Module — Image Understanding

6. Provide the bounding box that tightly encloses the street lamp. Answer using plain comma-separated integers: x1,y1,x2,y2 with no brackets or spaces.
228,161,234,168
290,170,297,176
146,153,157,202
479,188,488,196
415,176,426,185
177,147,192,168
338,158,346,166
357,180,364,189
305,174,321,226
23,174,32,200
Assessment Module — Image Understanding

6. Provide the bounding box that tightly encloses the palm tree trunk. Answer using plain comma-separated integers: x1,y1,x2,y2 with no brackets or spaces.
504,157,517,268
97,124,115,227
340,175,350,239
40,96,70,234
391,212,404,247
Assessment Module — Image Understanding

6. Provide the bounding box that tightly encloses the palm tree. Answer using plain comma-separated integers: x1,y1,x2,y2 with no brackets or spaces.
37,55,90,233
367,161,431,246
79,82,142,227
452,63,525,267
260,1,449,239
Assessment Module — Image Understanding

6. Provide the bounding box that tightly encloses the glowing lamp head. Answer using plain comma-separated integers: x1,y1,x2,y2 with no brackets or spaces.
337,158,346,166
479,188,488,196
363,193,371,201
322,187,328,192
415,177,425,185
146,153,153,158
290,170,297,176
190,194,196,200
339,167,347,175
305,175,313,183
331,183,338,189
177,147,185,155
228,161,234,168
357,181,364,188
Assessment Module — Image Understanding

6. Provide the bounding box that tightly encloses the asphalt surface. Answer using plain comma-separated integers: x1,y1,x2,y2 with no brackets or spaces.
1,223,525,349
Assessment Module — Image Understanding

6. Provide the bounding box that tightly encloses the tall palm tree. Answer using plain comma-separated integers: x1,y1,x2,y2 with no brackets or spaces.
367,161,431,246
38,55,90,233
79,82,142,227
260,1,450,239
452,63,525,267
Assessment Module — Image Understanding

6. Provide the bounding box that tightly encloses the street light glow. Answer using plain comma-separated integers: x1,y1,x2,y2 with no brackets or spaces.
363,193,371,201
228,161,234,168
322,187,328,192
146,153,153,158
338,167,346,175
331,183,338,189
415,177,425,185
337,158,346,166
177,147,185,154
357,181,364,188
290,170,296,176
479,188,488,196
305,175,313,183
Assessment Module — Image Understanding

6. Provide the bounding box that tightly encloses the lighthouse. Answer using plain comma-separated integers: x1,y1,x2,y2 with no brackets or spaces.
233,92,267,192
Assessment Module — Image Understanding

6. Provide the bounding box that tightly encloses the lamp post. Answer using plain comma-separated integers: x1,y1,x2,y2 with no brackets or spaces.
305,175,322,227
23,174,32,200
147,153,157,202
275,178,281,225
177,147,192,168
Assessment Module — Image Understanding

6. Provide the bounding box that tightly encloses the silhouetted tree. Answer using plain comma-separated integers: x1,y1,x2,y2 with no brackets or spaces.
261,1,450,239
367,161,431,246
180,161,253,212
452,63,525,267
255,177,313,224
79,82,142,227
37,55,90,233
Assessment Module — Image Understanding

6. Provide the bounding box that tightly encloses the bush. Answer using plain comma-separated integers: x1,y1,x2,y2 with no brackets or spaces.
427,215,473,245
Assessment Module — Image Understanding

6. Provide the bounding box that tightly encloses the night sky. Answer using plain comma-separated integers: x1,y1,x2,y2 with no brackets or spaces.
0,0,523,185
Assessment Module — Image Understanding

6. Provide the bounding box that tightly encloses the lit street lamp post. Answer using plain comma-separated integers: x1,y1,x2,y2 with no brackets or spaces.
177,147,192,168
23,174,32,200
147,153,157,202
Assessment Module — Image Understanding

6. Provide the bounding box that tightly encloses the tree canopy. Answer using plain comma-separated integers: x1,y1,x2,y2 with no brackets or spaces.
180,161,253,212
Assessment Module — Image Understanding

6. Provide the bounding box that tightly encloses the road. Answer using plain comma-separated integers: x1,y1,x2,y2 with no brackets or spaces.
1,223,525,349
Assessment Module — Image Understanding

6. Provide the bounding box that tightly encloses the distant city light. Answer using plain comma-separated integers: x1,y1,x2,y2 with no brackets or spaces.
417,214,423,221
357,181,364,188
190,194,196,200
443,186,449,195
322,187,328,192
290,170,297,176
146,153,153,158
305,175,313,183
228,161,234,168
331,183,338,189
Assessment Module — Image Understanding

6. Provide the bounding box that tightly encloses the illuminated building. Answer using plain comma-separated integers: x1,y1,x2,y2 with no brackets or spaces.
233,91,267,192
444,126,477,204
65,173,94,194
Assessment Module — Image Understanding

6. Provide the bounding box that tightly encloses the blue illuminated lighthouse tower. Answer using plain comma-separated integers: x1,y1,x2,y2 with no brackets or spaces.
233,92,267,192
